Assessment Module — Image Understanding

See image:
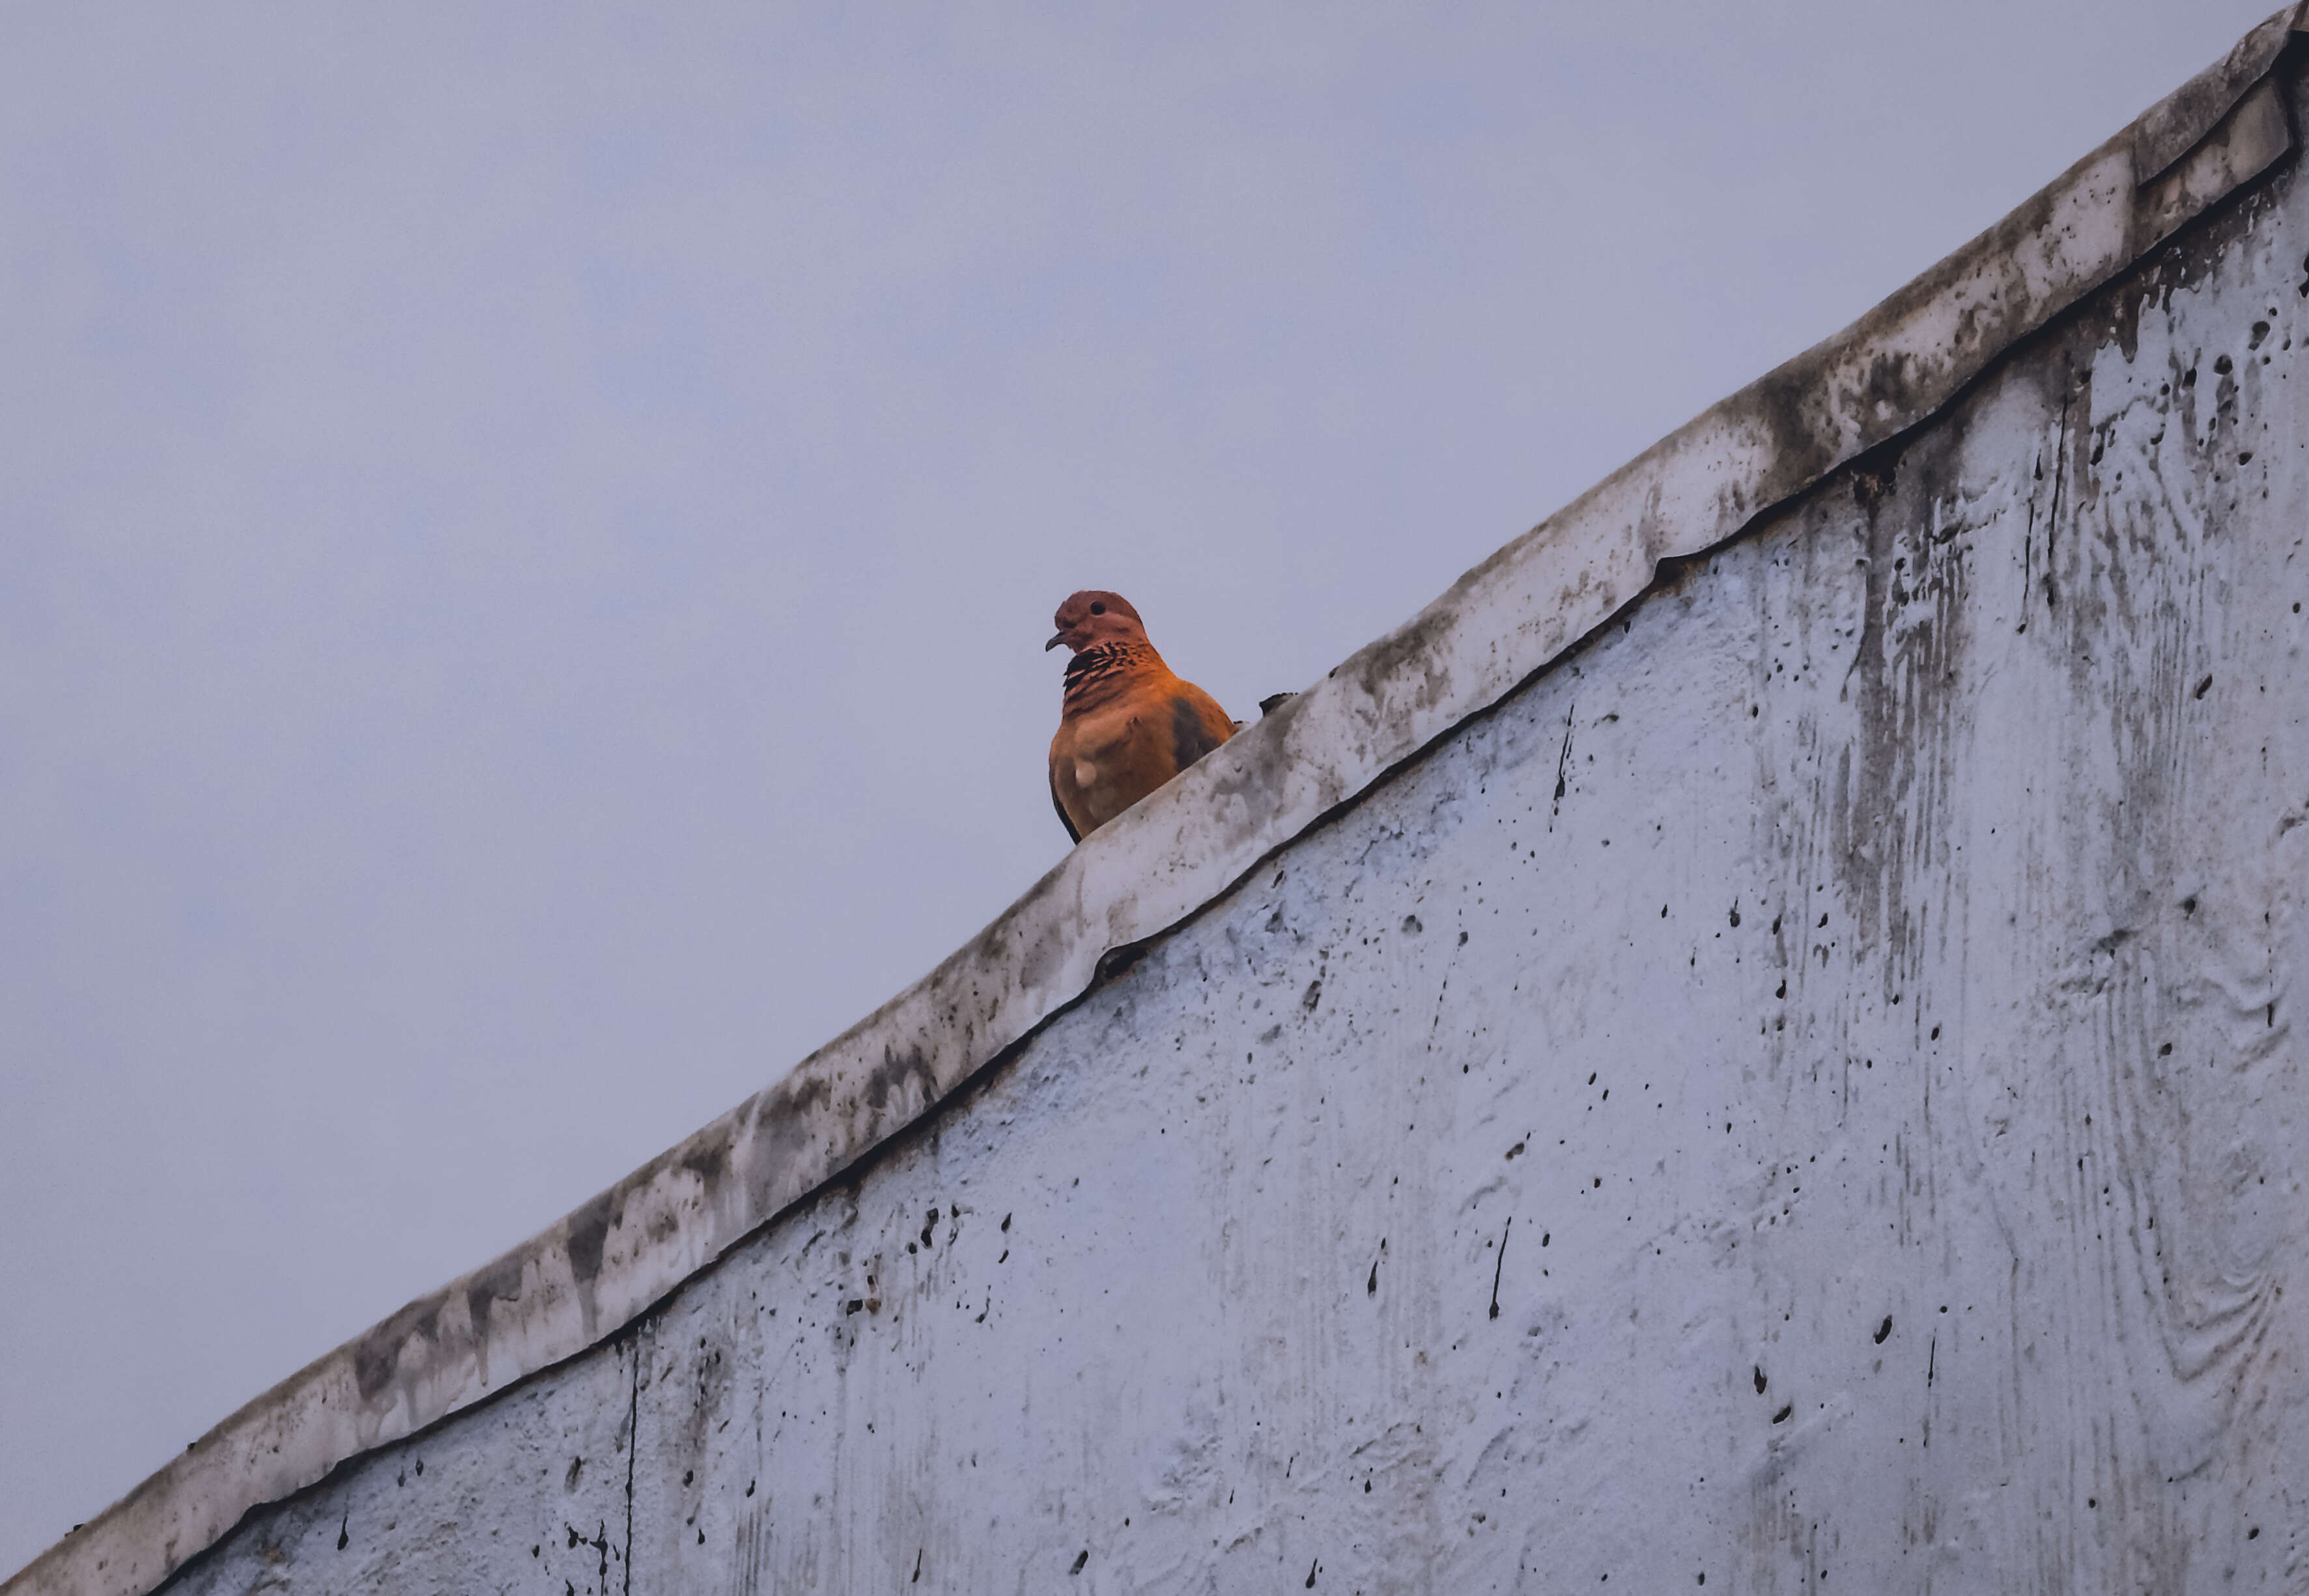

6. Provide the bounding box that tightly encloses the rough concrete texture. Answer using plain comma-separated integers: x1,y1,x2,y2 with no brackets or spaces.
130,61,2309,1596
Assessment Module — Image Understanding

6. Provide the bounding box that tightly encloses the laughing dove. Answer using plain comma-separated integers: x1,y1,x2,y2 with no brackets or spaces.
1045,590,1235,843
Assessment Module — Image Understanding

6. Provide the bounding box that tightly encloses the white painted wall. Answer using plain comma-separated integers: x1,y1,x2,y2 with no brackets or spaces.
139,70,2309,1596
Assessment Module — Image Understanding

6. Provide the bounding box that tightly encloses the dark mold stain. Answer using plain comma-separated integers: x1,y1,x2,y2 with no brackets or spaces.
565,1192,618,1287
464,1254,526,1351
864,1043,941,1123
678,1140,726,1186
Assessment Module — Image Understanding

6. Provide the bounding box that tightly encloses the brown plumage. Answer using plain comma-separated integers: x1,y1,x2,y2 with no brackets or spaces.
1045,590,1234,843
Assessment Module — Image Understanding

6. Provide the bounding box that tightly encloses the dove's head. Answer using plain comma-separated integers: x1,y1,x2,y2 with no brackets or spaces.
1045,590,1146,654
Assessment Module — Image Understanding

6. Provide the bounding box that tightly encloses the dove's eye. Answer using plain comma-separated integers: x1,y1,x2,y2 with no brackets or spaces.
1089,602,1107,615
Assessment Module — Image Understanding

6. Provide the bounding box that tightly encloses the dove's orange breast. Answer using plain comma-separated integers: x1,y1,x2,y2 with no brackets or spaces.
1049,669,1234,840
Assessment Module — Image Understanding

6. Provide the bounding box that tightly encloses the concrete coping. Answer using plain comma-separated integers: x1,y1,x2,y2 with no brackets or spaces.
12,9,2306,1593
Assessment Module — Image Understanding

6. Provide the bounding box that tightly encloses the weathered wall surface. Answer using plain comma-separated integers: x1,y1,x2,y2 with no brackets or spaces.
148,73,2309,1596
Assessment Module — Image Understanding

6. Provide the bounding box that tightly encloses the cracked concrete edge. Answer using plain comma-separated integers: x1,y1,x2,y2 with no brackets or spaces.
10,10,2302,1595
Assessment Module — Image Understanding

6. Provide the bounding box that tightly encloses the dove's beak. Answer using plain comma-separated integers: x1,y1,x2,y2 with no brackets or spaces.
1045,631,1070,652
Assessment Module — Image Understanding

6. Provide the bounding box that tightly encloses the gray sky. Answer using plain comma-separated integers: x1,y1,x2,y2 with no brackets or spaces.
0,0,2278,1574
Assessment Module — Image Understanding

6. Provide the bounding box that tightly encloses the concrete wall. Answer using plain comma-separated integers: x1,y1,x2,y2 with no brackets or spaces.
129,62,2309,1596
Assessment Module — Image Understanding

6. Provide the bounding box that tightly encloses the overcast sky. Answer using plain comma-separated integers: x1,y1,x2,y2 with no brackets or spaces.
0,0,2280,1575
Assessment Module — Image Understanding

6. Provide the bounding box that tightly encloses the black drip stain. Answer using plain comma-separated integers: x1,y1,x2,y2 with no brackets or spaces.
1307,1558,1321,1587
913,1547,925,1582
336,1513,349,1552
1303,979,1323,1013
1489,1216,1513,1320
1368,1259,1380,1296
1753,1366,1768,1395
1851,455,1899,512
1070,1549,1088,1575
565,1455,584,1491
1772,1405,1793,1425
1875,1316,1893,1345
2194,674,2214,699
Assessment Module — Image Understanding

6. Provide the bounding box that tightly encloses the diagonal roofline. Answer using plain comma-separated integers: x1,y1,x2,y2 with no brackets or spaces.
12,8,2306,1592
